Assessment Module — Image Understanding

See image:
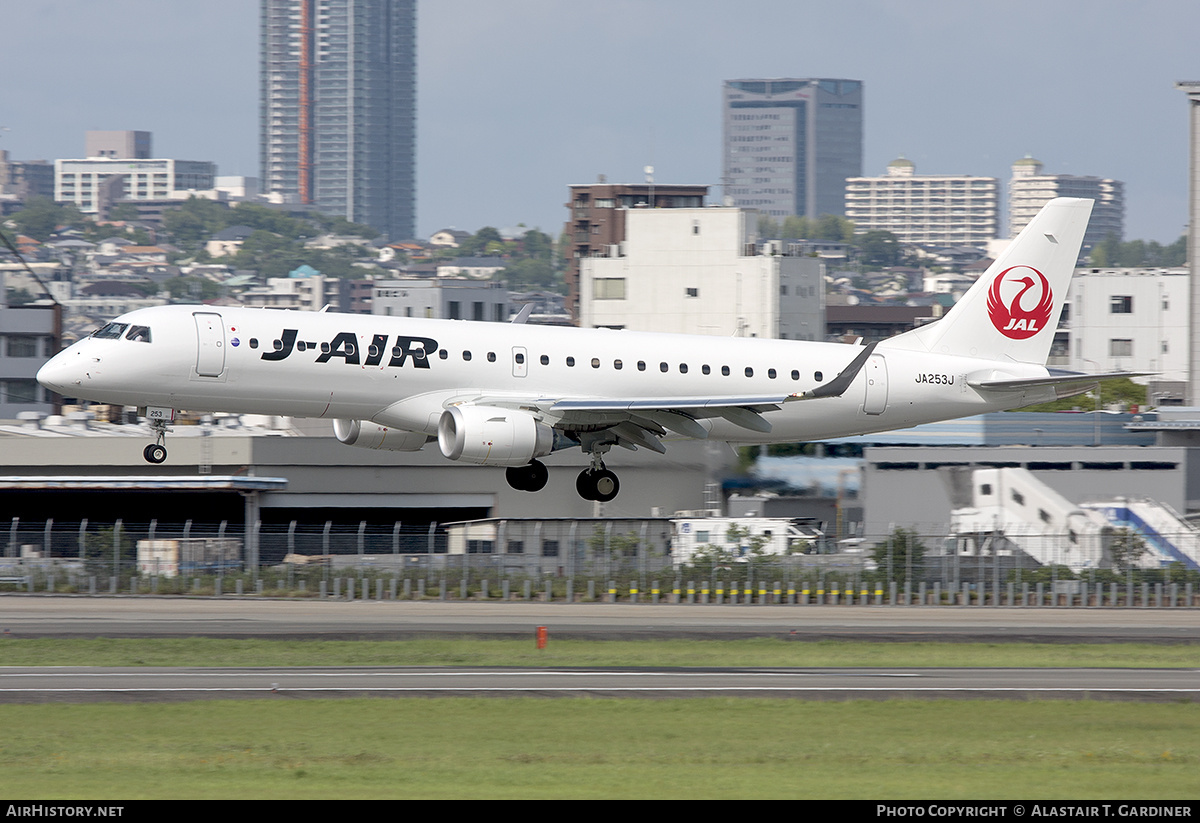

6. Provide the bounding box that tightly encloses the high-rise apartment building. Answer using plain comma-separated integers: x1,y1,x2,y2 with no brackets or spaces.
845,158,999,246
260,0,416,240
1009,156,1124,249
723,78,862,219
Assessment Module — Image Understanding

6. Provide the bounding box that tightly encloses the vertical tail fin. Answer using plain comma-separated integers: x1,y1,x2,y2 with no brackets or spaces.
887,197,1093,364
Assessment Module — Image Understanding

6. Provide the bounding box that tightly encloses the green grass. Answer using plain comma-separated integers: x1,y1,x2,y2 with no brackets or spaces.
1,636,1198,668
3,637,1198,798
1,699,1198,799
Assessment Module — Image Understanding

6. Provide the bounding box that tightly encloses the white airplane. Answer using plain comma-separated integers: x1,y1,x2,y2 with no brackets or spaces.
37,198,1132,502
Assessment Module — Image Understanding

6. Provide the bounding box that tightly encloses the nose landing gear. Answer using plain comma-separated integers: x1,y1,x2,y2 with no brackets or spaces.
143,417,171,464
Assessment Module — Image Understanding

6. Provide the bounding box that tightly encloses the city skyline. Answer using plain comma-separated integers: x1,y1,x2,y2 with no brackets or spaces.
1,0,1198,243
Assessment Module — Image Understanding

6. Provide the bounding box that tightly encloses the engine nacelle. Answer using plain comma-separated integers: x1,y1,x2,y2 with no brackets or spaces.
437,405,554,467
333,419,429,452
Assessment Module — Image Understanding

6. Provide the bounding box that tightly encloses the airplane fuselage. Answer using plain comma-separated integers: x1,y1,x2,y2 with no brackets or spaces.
38,303,1055,444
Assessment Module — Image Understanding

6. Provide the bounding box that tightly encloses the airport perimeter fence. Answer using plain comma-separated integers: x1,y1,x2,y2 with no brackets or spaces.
1,516,1198,607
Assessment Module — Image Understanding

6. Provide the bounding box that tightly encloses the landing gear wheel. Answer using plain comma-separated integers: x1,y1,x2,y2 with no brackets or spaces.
576,468,620,502
506,460,549,492
576,469,597,500
143,443,167,464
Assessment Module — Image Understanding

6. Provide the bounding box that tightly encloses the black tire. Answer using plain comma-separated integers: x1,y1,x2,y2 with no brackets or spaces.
576,469,597,500
506,465,529,491
525,460,548,492
143,443,167,464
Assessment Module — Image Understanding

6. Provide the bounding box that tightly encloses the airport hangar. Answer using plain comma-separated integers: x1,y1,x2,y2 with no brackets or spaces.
0,415,734,540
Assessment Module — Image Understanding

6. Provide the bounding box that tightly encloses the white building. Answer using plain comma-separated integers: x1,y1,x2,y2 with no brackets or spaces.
580,207,824,340
844,158,999,246
1009,156,1124,248
55,157,216,215
1064,267,1189,403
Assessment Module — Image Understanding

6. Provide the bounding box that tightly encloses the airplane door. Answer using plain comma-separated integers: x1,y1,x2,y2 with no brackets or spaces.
193,312,226,378
863,354,888,415
512,346,528,378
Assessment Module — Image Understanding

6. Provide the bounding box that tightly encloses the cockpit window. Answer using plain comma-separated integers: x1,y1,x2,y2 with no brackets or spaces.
92,322,128,339
125,325,152,343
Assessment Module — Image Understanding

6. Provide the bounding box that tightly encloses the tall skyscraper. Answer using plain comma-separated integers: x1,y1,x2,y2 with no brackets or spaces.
722,78,862,219
260,0,416,240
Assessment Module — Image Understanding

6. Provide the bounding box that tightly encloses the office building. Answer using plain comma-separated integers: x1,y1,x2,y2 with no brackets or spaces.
563,180,708,322
54,158,216,216
260,0,416,241
85,131,151,160
0,150,53,203
722,78,862,219
845,158,999,246
1009,156,1124,248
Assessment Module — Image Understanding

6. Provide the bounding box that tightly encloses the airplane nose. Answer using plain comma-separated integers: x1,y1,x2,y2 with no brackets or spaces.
36,350,84,394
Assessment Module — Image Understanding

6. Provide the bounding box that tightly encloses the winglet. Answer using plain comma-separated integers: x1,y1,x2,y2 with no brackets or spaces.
799,341,879,399
510,303,534,324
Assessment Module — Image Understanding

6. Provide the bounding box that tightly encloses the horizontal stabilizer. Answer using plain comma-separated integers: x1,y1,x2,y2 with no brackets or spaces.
968,370,1153,391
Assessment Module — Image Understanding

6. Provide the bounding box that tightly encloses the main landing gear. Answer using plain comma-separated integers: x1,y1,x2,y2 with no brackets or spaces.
504,456,622,502
576,465,619,502
506,459,548,492
575,443,619,502
142,418,170,464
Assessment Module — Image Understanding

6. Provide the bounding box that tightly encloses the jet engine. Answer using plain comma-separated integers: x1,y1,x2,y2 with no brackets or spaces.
437,405,554,467
333,419,430,451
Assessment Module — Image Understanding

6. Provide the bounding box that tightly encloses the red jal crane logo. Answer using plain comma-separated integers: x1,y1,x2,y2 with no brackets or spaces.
986,265,1053,340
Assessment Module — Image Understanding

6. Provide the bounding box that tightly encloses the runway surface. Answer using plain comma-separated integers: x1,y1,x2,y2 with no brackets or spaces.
1,597,1197,703
1,665,1197,703
0,596,1198,642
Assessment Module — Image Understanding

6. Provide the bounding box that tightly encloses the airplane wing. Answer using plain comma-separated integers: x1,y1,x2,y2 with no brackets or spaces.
460,342,877,453
968,369,1153,391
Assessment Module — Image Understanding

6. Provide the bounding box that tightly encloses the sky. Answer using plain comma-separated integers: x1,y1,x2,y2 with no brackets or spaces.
2,0,1198,243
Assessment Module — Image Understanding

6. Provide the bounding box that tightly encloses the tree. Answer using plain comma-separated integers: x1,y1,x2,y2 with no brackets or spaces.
858,230,902,267
871,527,926,582
1106,528,1148,572
497,258,560,290
9,196,82,240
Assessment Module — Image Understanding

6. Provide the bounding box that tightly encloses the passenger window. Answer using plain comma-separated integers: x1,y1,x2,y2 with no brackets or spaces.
614,360,623,370
721,366,730,376
679,363,688,374
745,367,754,377
637,361,646,371
768,368,776,379
702,365,711,375
566,356,575,367
660,362,669,373
439,349,448,360
321,342,331,353
814,371,823,382
515,352,525,364
463,351,472,361
540,355,549,365
591,358,600,369
487,352,496,362
249,339,259,349
790,370,799,380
